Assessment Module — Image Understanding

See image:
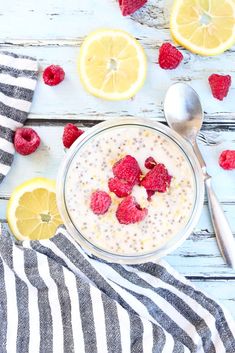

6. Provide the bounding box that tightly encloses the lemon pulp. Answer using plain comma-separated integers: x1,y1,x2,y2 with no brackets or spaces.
171,0,235,56
7,177,62,240
78,29,147,100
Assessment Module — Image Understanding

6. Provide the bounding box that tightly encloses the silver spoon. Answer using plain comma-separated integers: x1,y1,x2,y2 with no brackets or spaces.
164,82,235,269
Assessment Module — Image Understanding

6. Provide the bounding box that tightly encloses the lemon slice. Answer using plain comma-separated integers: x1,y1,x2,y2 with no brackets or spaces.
171,0,235,56
78,29,147,100
7,178,62,240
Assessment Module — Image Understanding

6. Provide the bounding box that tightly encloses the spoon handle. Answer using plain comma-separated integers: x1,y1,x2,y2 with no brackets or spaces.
192,142,235,268
205,177,235,269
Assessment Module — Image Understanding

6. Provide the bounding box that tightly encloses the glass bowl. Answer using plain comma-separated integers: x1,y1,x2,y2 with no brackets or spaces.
56,117,204,264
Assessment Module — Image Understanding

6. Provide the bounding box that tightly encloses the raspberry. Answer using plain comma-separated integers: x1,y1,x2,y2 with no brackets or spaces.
145,156,157,169
219,150,235,170
14,128,40,156
63,123,84,148
90,190,111,215
113,155,142,185
43,65,65,86
208,74,231,101
146,189,155,201
108,177,133,198
158,43,183,70
141,163,172,192
118,0,147,16
116,195,148,224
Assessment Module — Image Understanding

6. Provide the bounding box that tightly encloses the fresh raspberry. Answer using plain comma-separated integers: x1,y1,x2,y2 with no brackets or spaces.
141,163,172,192
145,156,157,169
108,177,133,198
144,158,157,200
219,150,235,170
14,128,40,156
113,155,142,185
43,65,65,86
118,0,147,16
63,123,84,148
146,189,155,201
208,74,231,101
116,195,148,224
90,190,111,215
158,43,183,70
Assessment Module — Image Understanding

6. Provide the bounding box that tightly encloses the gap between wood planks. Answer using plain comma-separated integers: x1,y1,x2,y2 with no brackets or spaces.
24,117,235,130
188,276,235,280
1,38,235,52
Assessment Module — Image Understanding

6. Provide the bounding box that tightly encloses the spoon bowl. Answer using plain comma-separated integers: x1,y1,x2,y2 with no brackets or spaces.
164,83,203,143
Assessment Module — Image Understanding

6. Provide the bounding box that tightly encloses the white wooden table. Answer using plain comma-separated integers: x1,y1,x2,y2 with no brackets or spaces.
0,0,234,318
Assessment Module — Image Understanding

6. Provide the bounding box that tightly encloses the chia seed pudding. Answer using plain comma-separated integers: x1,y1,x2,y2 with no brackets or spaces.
65,125,196,255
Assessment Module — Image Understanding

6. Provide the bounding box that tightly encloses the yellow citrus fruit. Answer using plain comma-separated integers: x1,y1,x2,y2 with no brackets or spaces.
7,178,62,240
170,0,235,56
78,29,147,100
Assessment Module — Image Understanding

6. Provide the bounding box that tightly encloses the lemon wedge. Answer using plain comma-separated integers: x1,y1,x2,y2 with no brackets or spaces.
170,0,235,56
7,178,62,240
78,29,147,100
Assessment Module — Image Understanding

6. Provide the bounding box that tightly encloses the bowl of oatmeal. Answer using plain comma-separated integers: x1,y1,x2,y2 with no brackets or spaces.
56,118,204,264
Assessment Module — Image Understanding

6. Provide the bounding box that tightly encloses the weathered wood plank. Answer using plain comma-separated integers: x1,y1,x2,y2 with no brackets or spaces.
167,236,235,278
0,44,234,121
0,126,234,201
0,0,167,40
25,45,235,120
1,0,235,121
0,125,234,279
0,194,234,279
190,280,235,318
1,0,235,59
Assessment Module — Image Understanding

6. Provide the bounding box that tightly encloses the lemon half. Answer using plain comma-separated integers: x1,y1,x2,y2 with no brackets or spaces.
171,0,235,56
7,178,62,240
78,29,147,100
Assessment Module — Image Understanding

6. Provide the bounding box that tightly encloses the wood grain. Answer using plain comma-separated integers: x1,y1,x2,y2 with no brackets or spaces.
0,45,234,122
190,280,235,318
0,126,234,201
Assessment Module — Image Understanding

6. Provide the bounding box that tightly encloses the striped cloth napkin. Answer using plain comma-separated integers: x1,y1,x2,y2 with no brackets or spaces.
0,51,235,353
0,51,38,182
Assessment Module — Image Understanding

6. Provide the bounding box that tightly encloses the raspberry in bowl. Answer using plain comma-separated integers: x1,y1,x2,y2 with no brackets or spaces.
57,118,204,264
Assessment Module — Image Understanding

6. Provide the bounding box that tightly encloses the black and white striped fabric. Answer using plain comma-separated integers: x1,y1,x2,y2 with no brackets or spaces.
0,225,235,353
0,51,235,353
0,51,38,182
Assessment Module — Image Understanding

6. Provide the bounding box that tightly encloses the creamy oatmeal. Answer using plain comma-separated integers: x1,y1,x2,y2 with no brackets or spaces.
65,125,195,255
